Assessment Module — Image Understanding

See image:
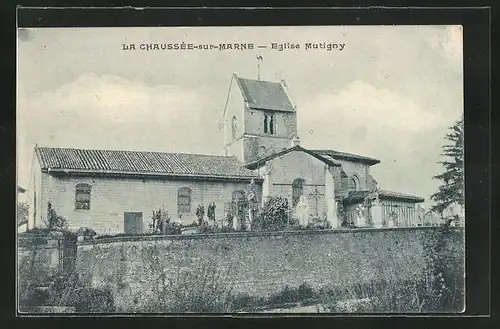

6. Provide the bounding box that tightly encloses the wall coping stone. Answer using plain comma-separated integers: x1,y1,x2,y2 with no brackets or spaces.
77,226,463,246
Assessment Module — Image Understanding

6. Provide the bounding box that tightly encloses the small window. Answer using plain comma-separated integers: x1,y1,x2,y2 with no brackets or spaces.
178,187,192,214
263,113,276,135
75,183,91,210
348,175,360,192
231,116,237,140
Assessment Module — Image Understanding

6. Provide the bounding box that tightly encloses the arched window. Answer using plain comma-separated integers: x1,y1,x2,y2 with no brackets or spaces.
231,116,237,140
232,190,246,219
232,190,245,202
177,187,192,214
75,183,91,210
348,175,360,192
292,178,305,207
263,113,275,135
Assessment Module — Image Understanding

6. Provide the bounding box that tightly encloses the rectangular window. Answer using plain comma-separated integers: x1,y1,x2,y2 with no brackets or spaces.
75,184,91,210
178,187,192,214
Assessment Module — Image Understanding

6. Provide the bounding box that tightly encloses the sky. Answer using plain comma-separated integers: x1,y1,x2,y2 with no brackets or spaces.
17,25,463,208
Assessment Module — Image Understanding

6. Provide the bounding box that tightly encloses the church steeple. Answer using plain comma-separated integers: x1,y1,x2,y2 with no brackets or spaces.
222,73,298,164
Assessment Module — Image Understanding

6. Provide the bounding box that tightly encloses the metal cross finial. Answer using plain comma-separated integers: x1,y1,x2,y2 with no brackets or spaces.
256,55,263,80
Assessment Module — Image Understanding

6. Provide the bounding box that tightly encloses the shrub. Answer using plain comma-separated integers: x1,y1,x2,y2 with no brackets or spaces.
197,224,235,234
320,228,464,313
76,227,96,237
253,196,291,231
43,269,115,313
18,248,52,306
46,202,68,230
17,201,29,226
141,259,235,313
73,288,115,313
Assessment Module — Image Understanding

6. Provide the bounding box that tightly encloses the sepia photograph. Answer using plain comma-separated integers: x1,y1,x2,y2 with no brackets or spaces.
17,22,465,314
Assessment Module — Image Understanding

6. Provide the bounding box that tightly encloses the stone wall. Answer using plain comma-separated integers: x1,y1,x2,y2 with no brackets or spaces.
18,232,77,277
75,227,464,312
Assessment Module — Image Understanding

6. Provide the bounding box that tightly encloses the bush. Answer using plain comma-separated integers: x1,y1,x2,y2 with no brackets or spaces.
44,270,115,313
253,196,291,231
46,202,68,230
18,249,52,305
197,224,235,234
73,288,115,313
18,245,115,313
320,228,464,313
18,201,29,225
141,260,235,313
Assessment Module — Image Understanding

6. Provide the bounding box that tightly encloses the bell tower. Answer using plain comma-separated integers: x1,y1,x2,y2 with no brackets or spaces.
222,73,298,164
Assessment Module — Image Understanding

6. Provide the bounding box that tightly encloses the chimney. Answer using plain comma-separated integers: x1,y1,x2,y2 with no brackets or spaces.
291,136,300,147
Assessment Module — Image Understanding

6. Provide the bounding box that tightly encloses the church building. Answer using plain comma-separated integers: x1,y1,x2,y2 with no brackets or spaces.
27,73,424,234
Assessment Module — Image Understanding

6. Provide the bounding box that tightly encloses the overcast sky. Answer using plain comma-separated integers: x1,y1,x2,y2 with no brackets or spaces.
17,25,463,207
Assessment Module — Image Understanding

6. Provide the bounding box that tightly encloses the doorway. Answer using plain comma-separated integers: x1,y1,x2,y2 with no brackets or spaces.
124,212,143,234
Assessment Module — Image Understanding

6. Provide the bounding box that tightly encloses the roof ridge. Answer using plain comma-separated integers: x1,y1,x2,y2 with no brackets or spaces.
234,75,295,112
237,76,282,84
34,146,256,179
245,145,341,169
378,189,421,196
312,148,378,157
311,148,380,165
35,146,230,158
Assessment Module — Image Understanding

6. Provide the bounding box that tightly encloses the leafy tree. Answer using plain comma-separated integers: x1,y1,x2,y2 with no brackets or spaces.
46,201,68,230
17,201,29,226
253,196,292,231
430,116,464,223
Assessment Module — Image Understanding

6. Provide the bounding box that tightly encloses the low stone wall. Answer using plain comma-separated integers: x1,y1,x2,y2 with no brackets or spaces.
75,227,464,312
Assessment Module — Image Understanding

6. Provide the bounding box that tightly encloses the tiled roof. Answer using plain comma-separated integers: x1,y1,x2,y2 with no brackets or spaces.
378,190,424,202
35,147,260,180
344,190,371,203
312,149,381,166
344,189,424,203
245,145,341,169
235,75,295,112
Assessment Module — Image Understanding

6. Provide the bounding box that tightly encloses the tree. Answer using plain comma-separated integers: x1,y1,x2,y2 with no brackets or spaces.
17,201,29,226
253,196,291,231
46,201,68,230
430,116,464,223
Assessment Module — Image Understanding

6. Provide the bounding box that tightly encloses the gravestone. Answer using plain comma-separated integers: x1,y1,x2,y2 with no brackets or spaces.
296,195,310,227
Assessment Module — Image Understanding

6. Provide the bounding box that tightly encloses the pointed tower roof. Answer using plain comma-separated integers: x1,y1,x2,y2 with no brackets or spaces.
233,73,295,112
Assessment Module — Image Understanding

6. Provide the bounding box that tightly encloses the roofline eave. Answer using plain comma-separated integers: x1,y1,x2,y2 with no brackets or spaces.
43,168,263,183
379,195,425,203
245,145,342,170
247,105,295,113
311,149,381,166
